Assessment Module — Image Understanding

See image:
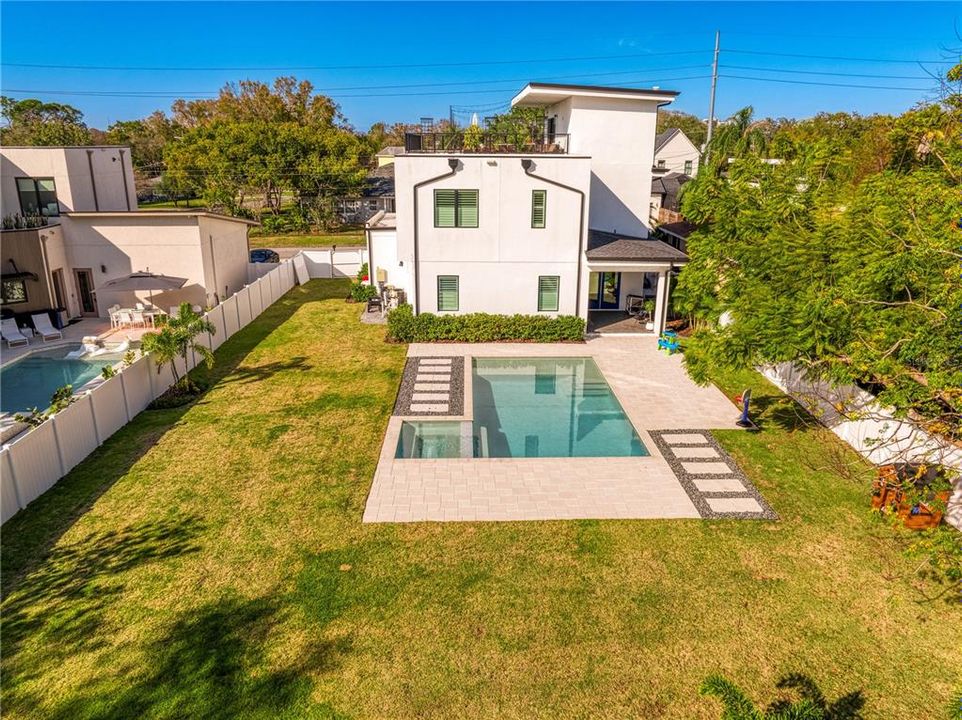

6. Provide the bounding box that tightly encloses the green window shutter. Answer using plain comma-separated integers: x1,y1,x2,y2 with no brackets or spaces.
538,276,560,312
438,275,459,311
456,189,479,228
531,190,546,228
434,189,456,227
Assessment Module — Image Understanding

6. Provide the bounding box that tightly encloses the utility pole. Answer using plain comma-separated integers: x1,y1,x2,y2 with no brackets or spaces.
705,30,720,157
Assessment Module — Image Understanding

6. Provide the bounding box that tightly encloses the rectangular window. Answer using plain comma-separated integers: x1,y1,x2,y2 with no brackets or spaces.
1,278,28,305
531,189,547,228
16,177,59,217
538,275,560,312
656,159,666,168
434,189,478,228
437,275,459,311
684,160,693,175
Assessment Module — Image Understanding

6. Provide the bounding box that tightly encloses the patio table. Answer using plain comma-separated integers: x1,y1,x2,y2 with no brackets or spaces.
110,308,167,328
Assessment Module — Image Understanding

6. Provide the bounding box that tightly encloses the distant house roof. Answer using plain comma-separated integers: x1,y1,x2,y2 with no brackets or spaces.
654,128,682,154
364,164,395,198
376,146,404,157
656,221,696,240
586,229,688,263
513,82,679,108
650,171,691,211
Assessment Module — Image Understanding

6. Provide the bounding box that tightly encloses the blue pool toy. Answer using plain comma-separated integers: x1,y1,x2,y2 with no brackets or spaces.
658,330,680,354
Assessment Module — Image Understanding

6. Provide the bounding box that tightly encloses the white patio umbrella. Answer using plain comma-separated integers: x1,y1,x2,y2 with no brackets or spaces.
471,113,479,127
93,270,188,309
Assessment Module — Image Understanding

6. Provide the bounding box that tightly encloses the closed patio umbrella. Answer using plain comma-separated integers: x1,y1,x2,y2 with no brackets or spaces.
93,270,188,309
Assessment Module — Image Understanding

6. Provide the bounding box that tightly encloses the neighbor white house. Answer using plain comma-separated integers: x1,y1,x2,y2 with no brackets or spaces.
366,82,689,334
652,127,701,177
0,146,256,323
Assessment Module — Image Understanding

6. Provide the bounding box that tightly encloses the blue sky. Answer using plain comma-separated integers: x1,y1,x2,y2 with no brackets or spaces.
1,1,958,130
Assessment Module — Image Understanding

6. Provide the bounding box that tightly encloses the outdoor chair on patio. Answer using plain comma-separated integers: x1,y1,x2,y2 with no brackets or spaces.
31,313,63,342
1,318,30,348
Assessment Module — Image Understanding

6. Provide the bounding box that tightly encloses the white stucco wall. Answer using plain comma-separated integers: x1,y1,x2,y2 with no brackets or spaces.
394,154,591,316
1,147,137,215
654,132,700,176
546,95,662,238
368,228,407,290
59,216,208,314
198,215,251,305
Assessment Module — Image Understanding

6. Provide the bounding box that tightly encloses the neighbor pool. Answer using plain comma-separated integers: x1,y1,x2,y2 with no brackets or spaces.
1,345,124,414
395,357,648,459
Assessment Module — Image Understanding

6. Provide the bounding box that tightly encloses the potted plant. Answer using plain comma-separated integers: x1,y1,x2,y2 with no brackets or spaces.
643,299,656,331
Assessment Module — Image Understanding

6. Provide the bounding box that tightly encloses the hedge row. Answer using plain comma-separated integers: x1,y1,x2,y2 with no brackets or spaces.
386,304,585,343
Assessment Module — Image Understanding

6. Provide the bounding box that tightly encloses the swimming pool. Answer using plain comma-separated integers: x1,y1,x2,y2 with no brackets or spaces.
395,357,648,459
1,345,124,414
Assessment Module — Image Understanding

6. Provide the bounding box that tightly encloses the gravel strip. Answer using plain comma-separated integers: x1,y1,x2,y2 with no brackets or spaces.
394,356,464,417
648,429,778,520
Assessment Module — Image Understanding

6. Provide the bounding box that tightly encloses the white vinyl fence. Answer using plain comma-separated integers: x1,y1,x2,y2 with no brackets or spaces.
0,257,301,524
301,248,368,279
761,362,962,530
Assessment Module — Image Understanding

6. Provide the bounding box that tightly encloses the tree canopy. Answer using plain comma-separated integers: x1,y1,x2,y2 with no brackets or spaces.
0,97,92,146
675,68,962,443
657,109,708,148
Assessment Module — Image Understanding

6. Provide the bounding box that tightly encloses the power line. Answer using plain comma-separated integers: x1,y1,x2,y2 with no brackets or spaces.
721,64,936,80
725,48,952,64
0,49,710,72
721,74,934,91
1,75,715,101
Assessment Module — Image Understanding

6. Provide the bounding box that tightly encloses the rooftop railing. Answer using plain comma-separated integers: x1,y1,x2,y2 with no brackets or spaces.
404,130,570,155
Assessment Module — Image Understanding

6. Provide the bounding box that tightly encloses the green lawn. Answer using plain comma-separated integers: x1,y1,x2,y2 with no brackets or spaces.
248,232,365,249
2,280,959,719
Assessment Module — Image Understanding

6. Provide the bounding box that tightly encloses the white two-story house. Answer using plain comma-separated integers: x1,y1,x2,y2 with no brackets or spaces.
1,146,255,326
366,82,689,335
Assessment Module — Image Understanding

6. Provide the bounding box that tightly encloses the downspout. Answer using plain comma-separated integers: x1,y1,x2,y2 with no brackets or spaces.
412,158,459,314
86,150,100,211
119,149,132,210
521,158,587,318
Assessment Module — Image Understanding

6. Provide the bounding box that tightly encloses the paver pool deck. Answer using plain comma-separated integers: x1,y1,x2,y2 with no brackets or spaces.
364,336,773,523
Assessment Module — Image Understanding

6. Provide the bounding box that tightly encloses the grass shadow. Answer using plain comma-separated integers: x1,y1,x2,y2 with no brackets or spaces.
44,594,351,720
1,283,315,596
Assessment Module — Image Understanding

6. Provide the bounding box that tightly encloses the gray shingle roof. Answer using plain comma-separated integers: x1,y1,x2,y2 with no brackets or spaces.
586,229,688,262
654,128,681,154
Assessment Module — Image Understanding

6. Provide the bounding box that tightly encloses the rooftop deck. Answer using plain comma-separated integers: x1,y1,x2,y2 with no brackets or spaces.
403,130,569,155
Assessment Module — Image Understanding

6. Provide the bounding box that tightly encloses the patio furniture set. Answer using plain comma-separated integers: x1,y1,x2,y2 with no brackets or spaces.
1,314,63,347
108,303,167,329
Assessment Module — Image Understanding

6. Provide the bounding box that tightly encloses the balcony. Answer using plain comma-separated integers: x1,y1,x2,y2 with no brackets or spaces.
404,130,570,155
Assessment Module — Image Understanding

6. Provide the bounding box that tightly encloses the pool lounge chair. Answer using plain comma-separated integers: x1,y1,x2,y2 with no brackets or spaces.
1,318,29,348
31,313,63,342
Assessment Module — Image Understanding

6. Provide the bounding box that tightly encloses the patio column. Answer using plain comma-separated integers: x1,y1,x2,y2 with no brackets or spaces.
653,270,668,335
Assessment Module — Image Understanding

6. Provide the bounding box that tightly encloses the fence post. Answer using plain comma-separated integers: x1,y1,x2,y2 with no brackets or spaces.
119,368,132,422
329,248,334,279
50,415,67,477
88,393,102,447
5,449,24,513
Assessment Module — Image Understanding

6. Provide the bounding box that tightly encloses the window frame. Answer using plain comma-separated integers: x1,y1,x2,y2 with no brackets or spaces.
0,277,29,305
16,177,59,217
437,275,459,312
537,275,560,312
684,160,693,175
531,189,547,229
656,159,666,169
433,189,479,229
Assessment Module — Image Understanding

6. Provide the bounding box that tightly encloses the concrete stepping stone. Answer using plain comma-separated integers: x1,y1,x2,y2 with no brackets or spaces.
416,367,452,374
661,433,710,444
414,382,450,391
706,496,764,513
410,403,449,413
412,393,449,402
420,358,453,365
693,477,747,493
681,461,733,475
671,446,720,459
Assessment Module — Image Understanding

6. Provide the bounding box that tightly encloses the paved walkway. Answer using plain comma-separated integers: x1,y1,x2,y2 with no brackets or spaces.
393,356,465,416
365,337,773,524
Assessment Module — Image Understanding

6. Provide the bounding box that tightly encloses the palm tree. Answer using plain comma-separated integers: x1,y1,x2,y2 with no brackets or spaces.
140,302,215,392
699,673,865,720
705,106,771,171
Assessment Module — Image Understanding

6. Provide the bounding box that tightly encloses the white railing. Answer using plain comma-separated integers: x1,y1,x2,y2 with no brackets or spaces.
0,256,303,524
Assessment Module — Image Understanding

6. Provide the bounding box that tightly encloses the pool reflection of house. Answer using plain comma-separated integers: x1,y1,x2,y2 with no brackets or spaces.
1,146,256,328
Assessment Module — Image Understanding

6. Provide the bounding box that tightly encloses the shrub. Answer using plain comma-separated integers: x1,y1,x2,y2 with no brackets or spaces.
386,304,585,343
350,282,378,302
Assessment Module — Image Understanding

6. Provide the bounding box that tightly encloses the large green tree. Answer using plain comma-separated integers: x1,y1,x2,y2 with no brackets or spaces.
675,86,962,443
657,109,709,148
162,77,369,224
0,97,91,146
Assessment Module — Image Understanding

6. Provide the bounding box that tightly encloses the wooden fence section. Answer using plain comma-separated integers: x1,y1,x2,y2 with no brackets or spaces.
0,257,302,524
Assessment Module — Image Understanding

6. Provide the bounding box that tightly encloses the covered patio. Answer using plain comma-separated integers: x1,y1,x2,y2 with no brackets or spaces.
584,229,688,335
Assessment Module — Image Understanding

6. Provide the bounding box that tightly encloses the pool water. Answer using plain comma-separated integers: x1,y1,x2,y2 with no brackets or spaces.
1,345,124,414
395,357,648,459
